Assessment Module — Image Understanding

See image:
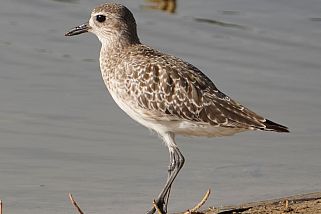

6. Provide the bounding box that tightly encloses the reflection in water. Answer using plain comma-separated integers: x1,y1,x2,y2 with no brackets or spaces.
51,0,79,3
309,17,321,22
142,0,176,14
82,58,96,62
194,17,246,29
222,10,241,15
0,40,11,46
141,1,245,31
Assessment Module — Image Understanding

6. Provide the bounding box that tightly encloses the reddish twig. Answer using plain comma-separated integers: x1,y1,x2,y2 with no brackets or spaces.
69,193,85,214
184,189,211,214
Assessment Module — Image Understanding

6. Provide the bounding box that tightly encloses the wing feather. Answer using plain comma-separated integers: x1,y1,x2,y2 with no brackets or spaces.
124,46,284,131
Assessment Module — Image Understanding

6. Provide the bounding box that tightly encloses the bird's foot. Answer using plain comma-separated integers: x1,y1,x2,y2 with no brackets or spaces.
146,199,166,214
147,189,211,214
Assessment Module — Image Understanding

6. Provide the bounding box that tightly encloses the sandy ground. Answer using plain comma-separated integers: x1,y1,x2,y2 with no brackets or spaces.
2,192,320,214
210,193,321,214
181,192,321,214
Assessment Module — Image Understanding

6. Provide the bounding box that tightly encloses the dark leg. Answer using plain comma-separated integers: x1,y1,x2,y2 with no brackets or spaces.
163,149,175,213
147,146,185,214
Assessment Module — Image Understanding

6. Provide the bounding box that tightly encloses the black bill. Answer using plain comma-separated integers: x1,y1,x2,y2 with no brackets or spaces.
65,23,91,36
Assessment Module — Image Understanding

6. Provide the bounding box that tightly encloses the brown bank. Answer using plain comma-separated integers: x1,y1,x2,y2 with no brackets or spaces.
67,191,321,214
195,192,321,214
1,192,321,214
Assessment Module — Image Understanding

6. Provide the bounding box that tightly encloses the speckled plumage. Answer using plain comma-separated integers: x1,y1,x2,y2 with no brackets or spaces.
95,15,288,137
102,44,265,136
65,3,288,213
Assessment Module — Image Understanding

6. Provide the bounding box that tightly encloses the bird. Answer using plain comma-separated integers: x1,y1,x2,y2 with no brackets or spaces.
65,3,289,214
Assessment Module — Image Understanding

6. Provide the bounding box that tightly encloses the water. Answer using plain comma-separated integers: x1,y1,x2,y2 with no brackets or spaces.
0,0,320,213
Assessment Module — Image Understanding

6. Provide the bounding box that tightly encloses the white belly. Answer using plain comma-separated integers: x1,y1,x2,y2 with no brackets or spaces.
107,88,171,134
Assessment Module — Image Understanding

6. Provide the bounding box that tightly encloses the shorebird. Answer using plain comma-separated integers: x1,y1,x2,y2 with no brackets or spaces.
65,3,289,214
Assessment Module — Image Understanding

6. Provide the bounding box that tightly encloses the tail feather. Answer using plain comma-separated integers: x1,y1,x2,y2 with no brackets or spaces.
263,119,289,133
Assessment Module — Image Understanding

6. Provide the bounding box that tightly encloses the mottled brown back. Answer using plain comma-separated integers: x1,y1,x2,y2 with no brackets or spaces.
116,45,288,132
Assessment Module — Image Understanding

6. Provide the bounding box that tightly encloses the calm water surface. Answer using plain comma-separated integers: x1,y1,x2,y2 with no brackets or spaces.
0,0,321,213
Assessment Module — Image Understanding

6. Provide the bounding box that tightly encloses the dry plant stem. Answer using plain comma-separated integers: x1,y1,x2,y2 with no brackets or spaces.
285,200,289,209
184,189,211,214
69,193,85,214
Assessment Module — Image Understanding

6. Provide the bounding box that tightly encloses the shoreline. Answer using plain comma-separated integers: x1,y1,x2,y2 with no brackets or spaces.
1,191,321,213
197,192,321,214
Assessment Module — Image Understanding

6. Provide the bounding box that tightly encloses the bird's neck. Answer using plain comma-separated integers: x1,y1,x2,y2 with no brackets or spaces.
99,34,140,54
99,36,140,82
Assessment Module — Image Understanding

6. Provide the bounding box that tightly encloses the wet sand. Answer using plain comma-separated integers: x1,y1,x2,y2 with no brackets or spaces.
0,0,321,213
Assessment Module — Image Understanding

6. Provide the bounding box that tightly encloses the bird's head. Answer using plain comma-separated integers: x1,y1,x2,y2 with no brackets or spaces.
65,3,140,47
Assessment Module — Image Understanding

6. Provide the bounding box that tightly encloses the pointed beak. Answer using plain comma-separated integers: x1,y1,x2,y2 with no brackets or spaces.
65,23,91,36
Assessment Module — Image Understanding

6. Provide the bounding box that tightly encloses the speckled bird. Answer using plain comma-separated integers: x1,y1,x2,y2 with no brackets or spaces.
65,3,289,214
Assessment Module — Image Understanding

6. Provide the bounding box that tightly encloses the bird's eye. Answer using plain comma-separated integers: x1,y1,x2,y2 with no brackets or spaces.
96,15,106,23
